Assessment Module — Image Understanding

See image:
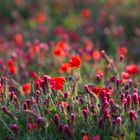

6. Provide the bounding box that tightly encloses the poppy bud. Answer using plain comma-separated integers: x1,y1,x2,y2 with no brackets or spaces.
129,110,138,123
96,74,101,82
36,90,40,99
1,106,7,112
132,92,139,106
116,117,122,127
35,81,40,90
23,102,28,110
11,124,19,133
9,91,15,101
37,116,44,126
82,109,89,120
63,124,72,136
71,113,76,122
43,75,50,85
58,124,63,132
64,92,68,99
67,104,71,112
26,123,32,131
53,114,59,125
83,84,90,93
126,94,132,107
98,118,103,128
121,93,125,101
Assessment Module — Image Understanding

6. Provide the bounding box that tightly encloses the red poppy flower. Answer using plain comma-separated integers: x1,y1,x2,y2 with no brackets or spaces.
21,83,31,95
9,65,17,74
126,65,139,75
7,60,17,74
68,56,81,68
49,77,65,90
81,8,91,19
35,12,46,24
92,50,101,61
0,84,3,95
82,135,89,140
14,33,23,47
90,86,101,96
59,63,71,73
121,72,130,79
117,47,128,56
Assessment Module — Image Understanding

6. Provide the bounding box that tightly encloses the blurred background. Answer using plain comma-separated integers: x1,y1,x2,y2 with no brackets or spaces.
0,0,140,63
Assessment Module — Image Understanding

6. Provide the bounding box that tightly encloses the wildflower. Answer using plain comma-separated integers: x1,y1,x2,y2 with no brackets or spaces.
14,33,23,47
92,50,101,61
70,113,76,122
126,94,132,107
53,41,69,58
37,116,44,126
63,124,72,136
35,12,46,24
0,84,3,95
129,110,138,123
121,72,130,80
21,83,31,95
82,134,89,140
68,55,81,68
81,8,91,19
9,91,15,101
116,117,122,127
49,77,65,90
117,47,128,57
82,109,89,120
59,63,71,73
11,124,19,133
23,102,28,110
126,65,139,75
53,114,60,125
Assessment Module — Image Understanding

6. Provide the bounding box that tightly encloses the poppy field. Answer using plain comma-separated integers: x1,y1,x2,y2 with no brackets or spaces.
0,0,140,140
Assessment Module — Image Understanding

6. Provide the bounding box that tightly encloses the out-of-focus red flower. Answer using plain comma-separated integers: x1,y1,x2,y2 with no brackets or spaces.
92,50,101,61
121,72,130,79
90,86,101,96
82,135,89,140
68,56,81,68
9,65,17,74
96,69,104,78
14,33,23,47
126,65,139,75
0,84,3,95
35,12,46,24
7,60,17,74
21,83,31,95
81,8,91,19
31,44,40,54
83,38,94,52
117,47,128,56
49,77,65,90
59,63,71,73
54,41,69,58
82,53,91,62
